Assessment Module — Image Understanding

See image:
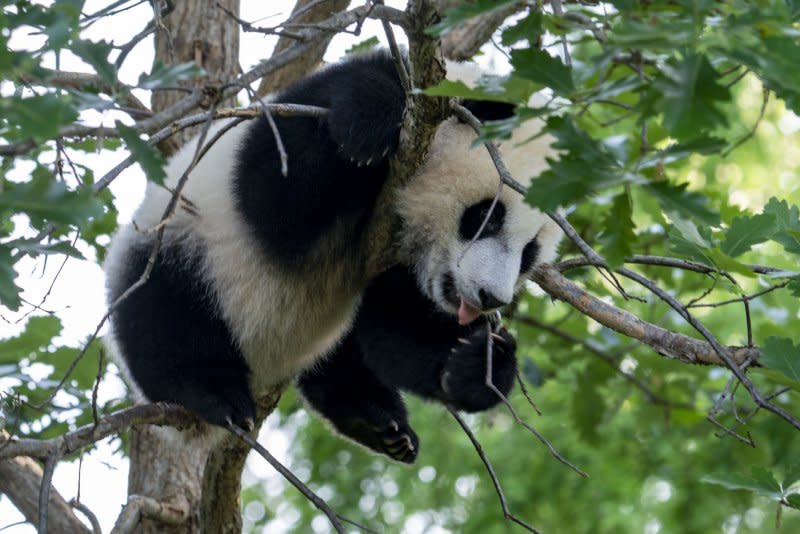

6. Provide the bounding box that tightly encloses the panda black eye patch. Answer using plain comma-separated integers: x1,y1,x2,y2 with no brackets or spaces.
519,238,540,274
459,199,506,240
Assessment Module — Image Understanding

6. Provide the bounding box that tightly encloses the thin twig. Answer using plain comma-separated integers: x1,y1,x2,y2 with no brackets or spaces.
447,405,543,534
244,86,289,177
91,349,104,427
514,370,542,416
518,316,693,409
92,104,326,193
723,85,768,157
616,266,800,431
38,453,59,534
225,422,346,534
375,0,410,93
0,404,194,460
483,319,587,477
69,499,102,534
688,282,789,309
551,0,572,66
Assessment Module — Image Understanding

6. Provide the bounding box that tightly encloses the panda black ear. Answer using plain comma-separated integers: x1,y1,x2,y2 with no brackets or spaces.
459,100,516,123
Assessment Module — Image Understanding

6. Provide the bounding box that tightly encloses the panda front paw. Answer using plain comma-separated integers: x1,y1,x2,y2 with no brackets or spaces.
327,106,401,166
440,326,517,413
332,128,400,167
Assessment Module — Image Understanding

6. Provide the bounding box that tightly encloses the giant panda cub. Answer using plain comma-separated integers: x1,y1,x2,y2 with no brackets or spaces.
104,51,562,463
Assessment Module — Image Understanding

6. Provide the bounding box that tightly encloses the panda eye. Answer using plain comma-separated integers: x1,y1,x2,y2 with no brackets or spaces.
519,238,540,274
459,199,506,240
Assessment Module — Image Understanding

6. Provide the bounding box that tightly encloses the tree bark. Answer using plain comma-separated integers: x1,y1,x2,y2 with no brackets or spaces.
0,455,91,534
151,0,240,149
257,0,350,96
124,2,285,533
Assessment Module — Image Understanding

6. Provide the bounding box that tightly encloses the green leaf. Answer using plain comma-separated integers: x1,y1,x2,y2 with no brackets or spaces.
0,94,79,141
427,0,518,36
500,10,543,46
69,39,116,86
706,249,755,277
750,367,800,392
346,36,380,55
599,191,636,267
0,316,62,364
116,121,167,185
760,337,800,384
610,18,695,49
721,213,777,257
782,464,800,489
0,170,103,228
654,54,731,139
638,137,727,170
525,117,627,211
702,468,782,501
571,366,606,444
646,181,720,226
763,198,800,254
424,79,503,101
511,48,575,97
137,61,204,90
725,36,800,114
0,244,22,311
6,238,84,259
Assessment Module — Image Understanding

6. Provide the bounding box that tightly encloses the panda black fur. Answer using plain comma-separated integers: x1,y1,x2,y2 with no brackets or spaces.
104,51,562,463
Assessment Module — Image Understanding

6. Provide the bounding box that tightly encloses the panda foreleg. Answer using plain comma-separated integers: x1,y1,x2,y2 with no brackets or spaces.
356,267,518,413
297,334,419,464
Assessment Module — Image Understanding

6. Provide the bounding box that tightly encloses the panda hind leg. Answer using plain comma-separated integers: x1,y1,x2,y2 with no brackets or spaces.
109,242,257,430
297,335,418,463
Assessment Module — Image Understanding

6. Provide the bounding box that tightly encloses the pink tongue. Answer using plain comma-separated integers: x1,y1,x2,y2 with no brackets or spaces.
458,298,482,325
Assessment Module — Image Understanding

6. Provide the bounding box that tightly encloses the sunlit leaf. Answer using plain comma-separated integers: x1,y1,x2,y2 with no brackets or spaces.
511,48,575,97
721,212,777,257
0,316,62,364
760,337,800,384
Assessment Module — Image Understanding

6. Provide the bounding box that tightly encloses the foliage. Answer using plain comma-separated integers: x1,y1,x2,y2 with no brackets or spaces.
2,1,800,533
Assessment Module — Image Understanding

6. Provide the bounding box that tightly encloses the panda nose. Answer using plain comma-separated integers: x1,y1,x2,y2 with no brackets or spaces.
479,288,509,310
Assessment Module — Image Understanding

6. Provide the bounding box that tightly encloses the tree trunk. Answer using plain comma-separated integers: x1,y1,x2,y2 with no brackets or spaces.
256,0,350,96
151,0,240,148
125,2,284,533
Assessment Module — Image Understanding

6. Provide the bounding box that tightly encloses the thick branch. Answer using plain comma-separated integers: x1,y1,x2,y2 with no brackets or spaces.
531,263,760,366
110,495,190,534
440,2,521,60
0,4,408,158
365,0,449,277
0,454,91,534
20,68,149,114
0,404,195,460
256,0,350,96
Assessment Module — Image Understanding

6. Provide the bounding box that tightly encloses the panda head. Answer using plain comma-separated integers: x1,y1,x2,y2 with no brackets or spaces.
396,100,563,325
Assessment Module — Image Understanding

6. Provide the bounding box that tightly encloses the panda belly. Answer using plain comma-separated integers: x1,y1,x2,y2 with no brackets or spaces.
199,209,363,391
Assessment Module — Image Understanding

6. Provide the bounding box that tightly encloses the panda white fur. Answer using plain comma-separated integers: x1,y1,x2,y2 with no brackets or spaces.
104,51,562,462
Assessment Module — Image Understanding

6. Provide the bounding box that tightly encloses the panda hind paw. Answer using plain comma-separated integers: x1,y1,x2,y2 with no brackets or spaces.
374,419,419,464
335,412,419,464
171,384,257,431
